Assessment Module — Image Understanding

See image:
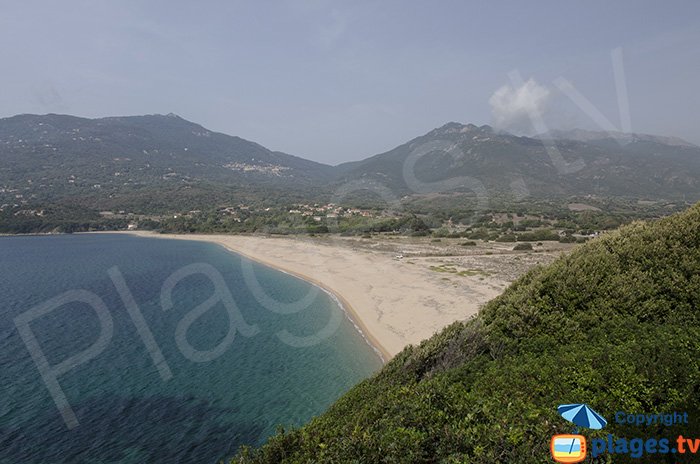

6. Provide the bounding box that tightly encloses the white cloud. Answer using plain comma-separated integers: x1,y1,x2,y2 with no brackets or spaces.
489,78,550,134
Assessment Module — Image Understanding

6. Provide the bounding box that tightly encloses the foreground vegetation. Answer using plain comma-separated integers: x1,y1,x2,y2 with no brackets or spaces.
231,203,700,463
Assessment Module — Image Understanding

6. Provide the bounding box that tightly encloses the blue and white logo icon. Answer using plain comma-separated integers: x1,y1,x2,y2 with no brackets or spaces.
558,404,607,430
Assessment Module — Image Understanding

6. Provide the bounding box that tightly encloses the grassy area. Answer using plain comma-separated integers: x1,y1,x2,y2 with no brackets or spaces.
429,264,491,277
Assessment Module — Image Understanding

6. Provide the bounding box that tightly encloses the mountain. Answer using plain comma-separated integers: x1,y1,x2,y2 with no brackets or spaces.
335,122,700,200
3,114,700,219
541,128,697,148
234,202,700,463
0,113,333,210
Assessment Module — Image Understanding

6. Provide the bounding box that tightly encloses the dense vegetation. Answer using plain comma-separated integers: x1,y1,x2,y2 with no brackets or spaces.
137,197,686,244
2,191,686,254
232,203,700,463
0,204,128,234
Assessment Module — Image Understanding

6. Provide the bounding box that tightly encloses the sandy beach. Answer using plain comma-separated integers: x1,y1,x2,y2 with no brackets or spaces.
123,232,570,361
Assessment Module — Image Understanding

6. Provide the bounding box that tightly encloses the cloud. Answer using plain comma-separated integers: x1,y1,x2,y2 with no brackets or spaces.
489,78,550,134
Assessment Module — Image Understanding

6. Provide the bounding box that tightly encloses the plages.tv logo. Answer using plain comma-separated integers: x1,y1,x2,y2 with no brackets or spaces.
551,403,607,463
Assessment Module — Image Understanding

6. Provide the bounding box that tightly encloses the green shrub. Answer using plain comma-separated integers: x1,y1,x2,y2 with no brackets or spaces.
517,229,560,241
513,242,533,251
496,233,517,242
233,203,700,464
467,228,490,240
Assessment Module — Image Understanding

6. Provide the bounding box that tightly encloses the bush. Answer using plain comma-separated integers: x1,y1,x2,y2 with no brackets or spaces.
517,229,560,241
513,242,533,251
234,203,700,464
467,228,490,240
460,241,477,246
495,233,517,242
484,233,496,241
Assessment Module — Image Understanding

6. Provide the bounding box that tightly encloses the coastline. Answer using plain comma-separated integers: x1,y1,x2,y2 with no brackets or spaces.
112,231,510,362
2,229,395,360
127,231,393,362
209,239,392,363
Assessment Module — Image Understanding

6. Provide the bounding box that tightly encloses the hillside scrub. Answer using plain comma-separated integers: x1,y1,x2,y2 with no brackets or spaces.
232,203,700,463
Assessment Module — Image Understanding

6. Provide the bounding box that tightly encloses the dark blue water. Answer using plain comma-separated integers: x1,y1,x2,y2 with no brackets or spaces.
0,234,381,463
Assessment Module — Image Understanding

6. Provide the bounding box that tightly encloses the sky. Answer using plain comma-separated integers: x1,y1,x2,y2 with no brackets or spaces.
0,0,699,164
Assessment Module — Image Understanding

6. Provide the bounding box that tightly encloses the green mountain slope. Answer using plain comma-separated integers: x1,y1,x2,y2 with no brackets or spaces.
0,113,333,210
3,115,700,217
542,128,698,149
233,203,700,463
335,122,700,200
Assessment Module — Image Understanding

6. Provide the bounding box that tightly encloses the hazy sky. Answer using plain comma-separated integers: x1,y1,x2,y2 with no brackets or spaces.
1,0,699,164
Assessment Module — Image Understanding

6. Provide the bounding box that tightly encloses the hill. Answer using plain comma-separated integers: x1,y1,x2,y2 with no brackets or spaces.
3,115,700,212
0,113,333,211
233,202,700,463
541,128,697,148
335,122,700,200
4,115,700,215
1,114,699,233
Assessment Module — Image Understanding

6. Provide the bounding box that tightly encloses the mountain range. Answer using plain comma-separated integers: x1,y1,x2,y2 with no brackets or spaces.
335,122,700,199
1,113,699,213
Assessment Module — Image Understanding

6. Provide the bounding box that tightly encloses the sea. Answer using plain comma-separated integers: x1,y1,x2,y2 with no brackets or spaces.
0,234,382,463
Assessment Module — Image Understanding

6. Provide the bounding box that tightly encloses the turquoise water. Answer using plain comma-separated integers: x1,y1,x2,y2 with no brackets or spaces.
0,234,381,463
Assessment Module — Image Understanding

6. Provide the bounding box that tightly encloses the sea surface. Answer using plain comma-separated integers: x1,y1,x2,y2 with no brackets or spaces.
0,234,381,463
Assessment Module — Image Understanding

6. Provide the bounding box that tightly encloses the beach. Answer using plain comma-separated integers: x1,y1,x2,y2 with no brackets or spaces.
124,232,570,361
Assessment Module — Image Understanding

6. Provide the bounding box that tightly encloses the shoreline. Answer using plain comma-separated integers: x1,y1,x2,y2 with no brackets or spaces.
100,231,394,362
114,231,508,362
18,230,523,361
207,239,391,363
